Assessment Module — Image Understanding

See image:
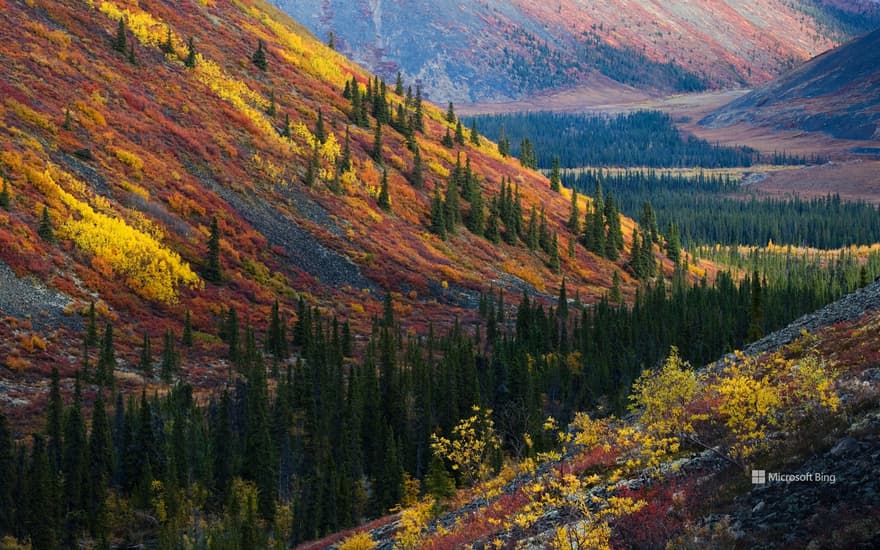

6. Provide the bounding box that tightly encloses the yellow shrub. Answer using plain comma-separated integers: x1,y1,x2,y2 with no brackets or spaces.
110,147,144,172
5,99,55,134
338,533,374,550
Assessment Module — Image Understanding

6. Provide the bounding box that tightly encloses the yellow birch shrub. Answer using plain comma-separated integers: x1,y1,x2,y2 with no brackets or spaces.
430,405,502,487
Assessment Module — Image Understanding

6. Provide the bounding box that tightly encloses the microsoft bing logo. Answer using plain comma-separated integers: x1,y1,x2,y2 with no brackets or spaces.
751,470,766,484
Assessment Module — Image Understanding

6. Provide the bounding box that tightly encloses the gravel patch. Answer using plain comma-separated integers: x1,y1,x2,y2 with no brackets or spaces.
0,259,79,332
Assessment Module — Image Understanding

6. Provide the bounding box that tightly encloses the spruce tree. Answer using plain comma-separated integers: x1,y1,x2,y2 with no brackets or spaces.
139,333,153,378
0,179,9,210
527,205,538,251
315,109,327,143
410,145,424,188
327,31,335,50
184,37,197,68
127,42,137,65
113,17,126,53
430,189,447,239
498,124,510,157
441,128,454,148
339,126,352,172
414,85,424,132
371,121,383,164
62,375,87,525
161,328,179,383
748,271,763,341
548,232,560,273
469,119,480,146
97,322,116,389
86,301,98,347
568,188,580,234
444,177,460,234
266,90,277,117
550,155,562,192
446,102,455,123
27,435,58,550
252,40,268,71
666,221,681,265
378,169,391,211
38,205,55,243
466,178,485,235
305,139,319,187
280,113,291,138
182,309,193,347
161,25,175,56
87,390,112,541
454,120,466,145
46,367,64,472
395,72,404,95
0,412,14,535
206,216,222,283
485,196,501,244
611,271,623,303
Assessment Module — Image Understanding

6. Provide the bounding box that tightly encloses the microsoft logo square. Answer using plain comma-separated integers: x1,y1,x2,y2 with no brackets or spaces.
751,470,766,484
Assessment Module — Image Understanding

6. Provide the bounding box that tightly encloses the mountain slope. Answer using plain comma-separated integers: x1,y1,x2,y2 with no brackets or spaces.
273,0,880,102
701,28,880,141
0,0,649,393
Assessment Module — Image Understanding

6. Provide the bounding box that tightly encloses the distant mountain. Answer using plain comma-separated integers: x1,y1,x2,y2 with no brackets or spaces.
273,0,880,102
701,28,880,141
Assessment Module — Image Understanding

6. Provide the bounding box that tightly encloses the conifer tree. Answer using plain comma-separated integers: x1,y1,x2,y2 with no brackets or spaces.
225,306,240,365
539,207,550,253
414,85,424,132
748,271,763,341
327,31,335,50
252,40,268,71
315,109,327,143
410,145,424,188
161,328,179,383
498,124,510,157
444,177,460,234
550,155,562,192
27,435,58,550
527,205,538,251
127,42,137,65
0,412,14,535
446,102,455,123
206,216,222,283
62,374,87,526
395,72,404,95
469,119,480,146
244,352,276,520
630,227,643,278
568,235,576,259
455,120,466,146
0,179,9,209
372,121,383,164
441,128,454,148
548,232,560,272
97,322,116,389
610,271,622,303
113,17,127,53
184,37,197,68
339,126,352,172
466,178,485,235
485,196,501,244
161,25,175,56
666,221,681,265
38,205,55,243
47,367,63,472
378,170,391,211
605,195,624,256
280,113,291,138
86,301,98,347
568,188,580,234
342,80,351,100
182,309,193,347
139,333,153,378
305,139,319,187
87,389,112,541
430,189,447,239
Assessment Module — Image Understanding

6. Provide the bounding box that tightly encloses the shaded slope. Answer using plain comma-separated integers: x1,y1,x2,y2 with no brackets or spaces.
701,28,880,141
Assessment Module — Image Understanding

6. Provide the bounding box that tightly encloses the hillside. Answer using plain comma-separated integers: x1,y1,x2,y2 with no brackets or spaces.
326,280,880,549
701,28,880,142
0,0,665,414
273,0,880,103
